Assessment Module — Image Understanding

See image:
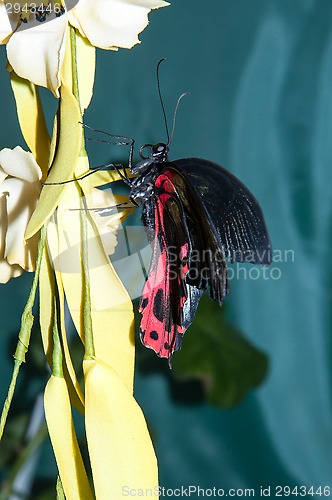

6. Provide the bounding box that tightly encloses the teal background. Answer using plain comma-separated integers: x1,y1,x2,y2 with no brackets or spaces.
0,0,331,497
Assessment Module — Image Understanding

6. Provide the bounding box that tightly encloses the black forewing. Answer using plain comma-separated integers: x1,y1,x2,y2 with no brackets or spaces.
171,158,272,264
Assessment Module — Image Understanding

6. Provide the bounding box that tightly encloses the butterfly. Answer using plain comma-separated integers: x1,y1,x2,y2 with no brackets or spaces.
127,141,272,362
47,61,272,363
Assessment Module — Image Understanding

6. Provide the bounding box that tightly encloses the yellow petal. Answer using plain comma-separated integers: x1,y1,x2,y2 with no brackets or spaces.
10,73,50,176
68,0,169,50
25,83,82,240
44,375,93,500
48,171,135,391
39,238,85,413
84,358,158,498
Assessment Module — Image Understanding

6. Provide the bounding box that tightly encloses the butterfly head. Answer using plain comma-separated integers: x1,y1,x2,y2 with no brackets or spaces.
131,142,169,176
140,142,169,161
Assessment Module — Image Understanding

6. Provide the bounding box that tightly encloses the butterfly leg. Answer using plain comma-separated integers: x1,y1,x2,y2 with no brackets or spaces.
69,199,137,214
81,123,135,184
93,200,137,215
42,162,131,186
43,124,136,186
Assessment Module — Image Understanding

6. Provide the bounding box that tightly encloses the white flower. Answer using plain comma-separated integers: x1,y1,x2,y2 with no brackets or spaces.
0,0,169,96
0,146,42,283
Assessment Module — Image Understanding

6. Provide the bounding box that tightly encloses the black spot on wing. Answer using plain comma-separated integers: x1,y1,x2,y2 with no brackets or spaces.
150,331,159,340
153,289,164,322
141,297,149,309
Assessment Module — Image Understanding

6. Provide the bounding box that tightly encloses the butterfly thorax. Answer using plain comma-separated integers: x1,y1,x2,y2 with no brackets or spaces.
130,142,169,206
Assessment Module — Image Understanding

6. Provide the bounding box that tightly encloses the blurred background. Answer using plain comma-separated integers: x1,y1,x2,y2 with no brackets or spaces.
0,0,331,497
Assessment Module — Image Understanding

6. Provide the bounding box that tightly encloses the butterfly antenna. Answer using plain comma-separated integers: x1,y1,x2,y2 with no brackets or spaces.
156,58,170,144
168,92,190,146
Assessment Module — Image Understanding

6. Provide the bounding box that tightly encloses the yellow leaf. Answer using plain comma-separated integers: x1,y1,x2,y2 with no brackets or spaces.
44,375,94,500
84,358,158,498
10,72,50,176
76,32,96,112
25,83,82,240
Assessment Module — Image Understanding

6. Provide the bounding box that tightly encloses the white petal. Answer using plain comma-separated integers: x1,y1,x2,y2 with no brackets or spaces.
4,177,40,269
0,191,8,259
0,147,41,281
6,14,68,96
0,167,7,185
68,0,169,50
0,146,42,183
0,261,23,283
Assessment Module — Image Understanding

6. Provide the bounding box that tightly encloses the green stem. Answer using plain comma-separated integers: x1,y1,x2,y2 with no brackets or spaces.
70,25,81,113
56,475,65,500
70,26,93,357
52,293,63,378
0,422,48,500
70,25,86,157
80,194,94,358
0,361,20,441
15,225,46,363
0,226,46,441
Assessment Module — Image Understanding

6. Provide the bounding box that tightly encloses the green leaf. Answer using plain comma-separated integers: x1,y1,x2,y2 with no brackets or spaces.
0,412,30,467
172,295,268,408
